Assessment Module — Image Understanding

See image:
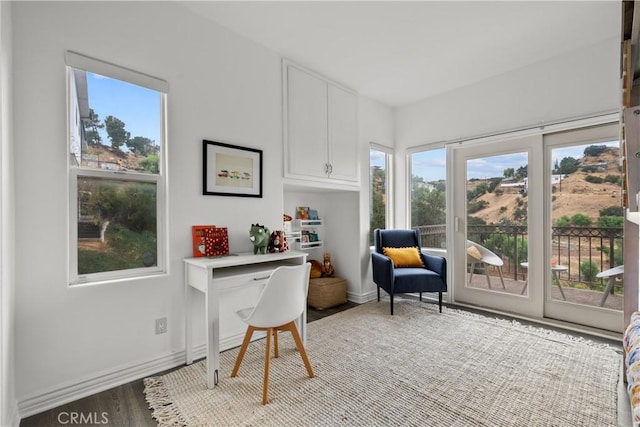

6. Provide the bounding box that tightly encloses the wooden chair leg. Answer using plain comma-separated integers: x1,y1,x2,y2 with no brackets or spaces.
438,292,443,312
284,321,314,378
231,325,255,377
262,327,273,405
390,293,394,315
273,329,279,358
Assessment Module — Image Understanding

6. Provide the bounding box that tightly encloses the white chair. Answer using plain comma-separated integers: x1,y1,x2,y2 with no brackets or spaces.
466,240,505,289
230,263,314,405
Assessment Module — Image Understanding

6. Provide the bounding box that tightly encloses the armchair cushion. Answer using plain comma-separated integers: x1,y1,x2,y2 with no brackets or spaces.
383,246,425,268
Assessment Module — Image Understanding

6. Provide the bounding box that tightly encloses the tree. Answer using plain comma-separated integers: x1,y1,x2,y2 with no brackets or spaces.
104,115,130,150
140,155,160,174
600,206,623,217
83,109,104,145
558,157,578,175
411,178,445,227
584,145,607,157
597,216,623,229
570,213,592,227
503,168,514,178
515,165,527,179
370,166,386,244
128,136,156,156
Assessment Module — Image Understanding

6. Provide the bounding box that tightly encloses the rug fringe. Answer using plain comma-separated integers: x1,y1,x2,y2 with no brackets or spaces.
143,377,187,427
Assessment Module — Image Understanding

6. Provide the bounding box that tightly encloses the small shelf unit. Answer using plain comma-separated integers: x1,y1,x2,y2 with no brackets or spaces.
289,219,324,250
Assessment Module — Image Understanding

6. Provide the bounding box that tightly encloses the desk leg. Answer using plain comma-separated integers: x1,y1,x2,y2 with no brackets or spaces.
206,274,220,389
185,272,193,365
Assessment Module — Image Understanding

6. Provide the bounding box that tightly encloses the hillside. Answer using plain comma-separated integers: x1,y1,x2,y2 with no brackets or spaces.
470,147,622,225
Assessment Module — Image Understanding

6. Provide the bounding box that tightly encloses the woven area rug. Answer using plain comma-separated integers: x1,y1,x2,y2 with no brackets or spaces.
144,298,621,426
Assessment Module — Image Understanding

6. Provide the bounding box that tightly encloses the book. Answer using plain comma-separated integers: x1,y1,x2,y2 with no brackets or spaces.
192,225,216,257
204,227,229,257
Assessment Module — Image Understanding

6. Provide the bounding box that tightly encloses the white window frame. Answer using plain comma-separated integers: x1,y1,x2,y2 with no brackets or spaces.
66,52,168,285
370,143,394,237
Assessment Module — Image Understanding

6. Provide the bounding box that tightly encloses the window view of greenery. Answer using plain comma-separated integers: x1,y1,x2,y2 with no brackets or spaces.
77,177,157,274
463,142,623,310
548,142,623,307
70,68,162,279
411,148,446,248
370,148,388,245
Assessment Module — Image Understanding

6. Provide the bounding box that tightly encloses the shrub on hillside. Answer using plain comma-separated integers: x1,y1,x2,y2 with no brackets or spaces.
585,175,604,184
584,145,607,157
580,260,599,282
570,213,592,227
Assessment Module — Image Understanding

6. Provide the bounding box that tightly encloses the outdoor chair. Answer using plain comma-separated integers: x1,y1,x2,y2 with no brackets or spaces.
466,240,506,289
371,228,447,315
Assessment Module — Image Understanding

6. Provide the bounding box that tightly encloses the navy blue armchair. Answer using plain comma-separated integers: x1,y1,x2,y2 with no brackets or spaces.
372,229,447,315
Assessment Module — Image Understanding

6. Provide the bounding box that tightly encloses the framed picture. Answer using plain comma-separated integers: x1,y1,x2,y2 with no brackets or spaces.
203,140,263,197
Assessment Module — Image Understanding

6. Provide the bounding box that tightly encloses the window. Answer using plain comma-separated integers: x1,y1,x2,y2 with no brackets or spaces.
370,144,392,245
409,147,446,249
67,52,167,285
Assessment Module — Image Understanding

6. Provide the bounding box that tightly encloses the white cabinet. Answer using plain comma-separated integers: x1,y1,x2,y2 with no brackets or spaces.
284,61,359,184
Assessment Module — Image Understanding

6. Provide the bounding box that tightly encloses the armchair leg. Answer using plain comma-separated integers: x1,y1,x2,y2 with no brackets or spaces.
419,292,423,301
377,286,380,302
438,292,443,313
389,293,394,315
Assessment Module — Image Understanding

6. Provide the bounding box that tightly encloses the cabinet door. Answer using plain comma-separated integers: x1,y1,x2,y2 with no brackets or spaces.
286,66,328,179
328,84,359,182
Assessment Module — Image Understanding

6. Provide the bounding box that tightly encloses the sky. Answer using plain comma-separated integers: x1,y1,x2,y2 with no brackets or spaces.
86,72,161,149
407,141,620,182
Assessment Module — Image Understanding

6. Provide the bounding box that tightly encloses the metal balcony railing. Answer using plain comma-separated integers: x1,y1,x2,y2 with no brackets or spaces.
414,224,623,286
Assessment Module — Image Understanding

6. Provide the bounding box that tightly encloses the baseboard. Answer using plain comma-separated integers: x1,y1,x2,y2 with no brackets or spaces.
5,399,19,427
347,290,377,304
18,345,207,420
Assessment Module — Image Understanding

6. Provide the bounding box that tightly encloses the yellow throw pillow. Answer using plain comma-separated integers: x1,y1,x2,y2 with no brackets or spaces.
467,245,482,260
382,247,425,268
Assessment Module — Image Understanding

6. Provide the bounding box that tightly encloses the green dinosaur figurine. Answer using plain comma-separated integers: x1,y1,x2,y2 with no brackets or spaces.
249,223,270,254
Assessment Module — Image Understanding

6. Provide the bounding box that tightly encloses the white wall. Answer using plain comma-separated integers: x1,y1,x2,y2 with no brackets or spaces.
357,97,394,301
0,1,17,425
11,1,394,417
12,0,280,415
393,37,621,228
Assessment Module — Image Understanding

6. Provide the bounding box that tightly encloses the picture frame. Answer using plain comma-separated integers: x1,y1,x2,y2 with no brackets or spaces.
203,140,263,197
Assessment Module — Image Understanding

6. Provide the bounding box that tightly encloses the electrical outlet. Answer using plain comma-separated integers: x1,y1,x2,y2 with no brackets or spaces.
155,317,167,335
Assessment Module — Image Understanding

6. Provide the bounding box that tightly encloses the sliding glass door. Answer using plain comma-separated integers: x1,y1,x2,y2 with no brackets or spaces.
448,122,622,332
450,135,542,318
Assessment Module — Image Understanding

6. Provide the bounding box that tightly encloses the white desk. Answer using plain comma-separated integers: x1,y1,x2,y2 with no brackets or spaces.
184,251,308,388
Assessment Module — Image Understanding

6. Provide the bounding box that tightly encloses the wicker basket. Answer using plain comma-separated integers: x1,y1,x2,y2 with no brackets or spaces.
307,277,348,310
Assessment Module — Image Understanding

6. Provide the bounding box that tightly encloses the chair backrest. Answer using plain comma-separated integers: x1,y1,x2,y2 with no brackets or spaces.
374,229,421,254
244,263,311,328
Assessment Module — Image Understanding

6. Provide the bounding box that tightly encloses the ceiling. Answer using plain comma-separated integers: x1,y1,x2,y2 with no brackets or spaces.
179,1,621,108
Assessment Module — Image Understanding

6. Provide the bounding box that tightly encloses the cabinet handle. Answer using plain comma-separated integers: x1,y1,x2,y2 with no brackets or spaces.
328,163,333,175
253,275,271,281
324,163,329,174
